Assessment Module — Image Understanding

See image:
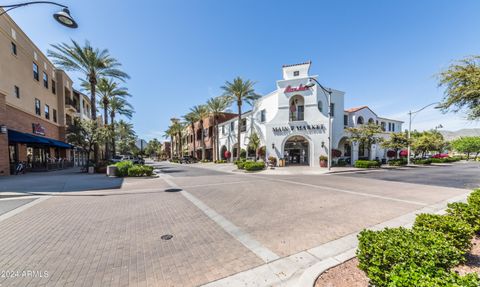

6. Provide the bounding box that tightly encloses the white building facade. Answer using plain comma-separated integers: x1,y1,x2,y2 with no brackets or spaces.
218,62,403,167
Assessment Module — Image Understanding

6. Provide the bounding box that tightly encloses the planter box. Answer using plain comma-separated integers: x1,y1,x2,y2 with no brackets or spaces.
106,165,118,177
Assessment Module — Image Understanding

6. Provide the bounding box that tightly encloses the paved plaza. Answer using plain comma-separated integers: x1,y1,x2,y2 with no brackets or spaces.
0,162,478,286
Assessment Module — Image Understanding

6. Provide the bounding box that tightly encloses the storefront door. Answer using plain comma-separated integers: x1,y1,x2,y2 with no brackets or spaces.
284,136,309,166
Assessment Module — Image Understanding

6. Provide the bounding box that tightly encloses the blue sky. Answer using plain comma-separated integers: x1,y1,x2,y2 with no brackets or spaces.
5,0,480,141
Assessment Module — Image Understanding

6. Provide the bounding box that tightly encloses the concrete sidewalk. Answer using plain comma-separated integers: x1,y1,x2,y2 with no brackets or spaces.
0,168,124,195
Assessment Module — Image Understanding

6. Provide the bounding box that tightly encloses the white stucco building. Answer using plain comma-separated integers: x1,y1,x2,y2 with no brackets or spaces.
218,62,403,167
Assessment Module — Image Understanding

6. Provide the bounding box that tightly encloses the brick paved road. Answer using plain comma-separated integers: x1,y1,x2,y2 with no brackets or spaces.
0,162,472,286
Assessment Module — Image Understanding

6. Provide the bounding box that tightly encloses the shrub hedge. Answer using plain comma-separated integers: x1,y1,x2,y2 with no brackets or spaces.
413,158,432,165
214,160,227,164
115,161,133,177
243,161,265,171
357,228,464,287
358,189,480,286
388,159,407,166
127,165,154,177
387,264,480,287
354,160,381,168
413,213,473,253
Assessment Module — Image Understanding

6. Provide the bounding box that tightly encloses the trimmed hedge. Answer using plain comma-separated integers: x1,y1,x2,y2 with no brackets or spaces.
430,157,462,164
115,161,133,177
413,213,474,253
413,158,432,165
447,189,480,233
214,160,227,164
388,159,407,166
243,161,265,171
354,160,381,168
387,264,480,287
127,165,154,177
357,228,464,287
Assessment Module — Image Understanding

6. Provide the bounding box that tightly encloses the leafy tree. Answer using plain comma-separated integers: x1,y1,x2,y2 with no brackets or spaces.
381,132,411,159
248,132,261,161
411,130,447,157
109,96,134,156
48,40,129,164
438,55,480,120
189,105,209,160
163,126,175,160
145,138,162,160
451,136,480,160
221,77,260,160
115,120,137,155
207,96,230,161
66,118,107,167
346,122,383,160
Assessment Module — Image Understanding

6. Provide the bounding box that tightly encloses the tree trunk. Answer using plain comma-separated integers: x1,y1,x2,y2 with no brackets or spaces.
192,123,196,158
200,120,206,160
89,76,99,165
179,132,183,157
237,101,242,161
103,100,109,160
170,136,173,160
110,112,116,157
215,115,220,162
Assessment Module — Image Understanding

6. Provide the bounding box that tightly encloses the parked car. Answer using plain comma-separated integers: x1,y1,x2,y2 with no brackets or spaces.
110,155,123,163
432,153,449,158
132,157,145,165
180,156,198,164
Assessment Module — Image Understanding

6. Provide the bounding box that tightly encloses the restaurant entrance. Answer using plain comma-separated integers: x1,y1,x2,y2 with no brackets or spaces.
284,135,309,165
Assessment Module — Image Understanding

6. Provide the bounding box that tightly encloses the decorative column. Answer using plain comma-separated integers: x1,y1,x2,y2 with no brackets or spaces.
351,141,359,165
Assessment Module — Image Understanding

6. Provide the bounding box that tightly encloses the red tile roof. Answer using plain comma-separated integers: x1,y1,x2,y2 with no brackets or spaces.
344,106,369,113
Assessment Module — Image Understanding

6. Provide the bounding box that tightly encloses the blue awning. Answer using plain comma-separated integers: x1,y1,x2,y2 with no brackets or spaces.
8,130,73,149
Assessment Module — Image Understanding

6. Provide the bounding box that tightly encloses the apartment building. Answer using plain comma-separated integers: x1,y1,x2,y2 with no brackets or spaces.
0,9,92,175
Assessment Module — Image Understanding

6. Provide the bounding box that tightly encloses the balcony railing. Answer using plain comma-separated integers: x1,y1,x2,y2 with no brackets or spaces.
65,97,79,112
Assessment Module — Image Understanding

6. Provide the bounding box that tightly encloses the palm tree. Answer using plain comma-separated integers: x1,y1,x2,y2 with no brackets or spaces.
83,78,131,159
207,96,230,161
221,77,260,160
109,97,134,156
189,105,209,160
48,40,130,164
115,120,136,155
163,126,175,160
183,112,200,158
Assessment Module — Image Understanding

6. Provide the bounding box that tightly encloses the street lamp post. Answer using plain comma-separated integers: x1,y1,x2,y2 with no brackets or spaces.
305,78,333,171
407,102,440,165
0,1,78,28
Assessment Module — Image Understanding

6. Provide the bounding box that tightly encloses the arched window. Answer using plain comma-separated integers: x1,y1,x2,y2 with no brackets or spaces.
357,116,364,125
368,118,374,124
289,95,305,121
381,122,386,131
317,100,323,113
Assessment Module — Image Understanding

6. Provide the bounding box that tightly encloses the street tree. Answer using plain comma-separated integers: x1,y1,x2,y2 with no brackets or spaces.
207,96,230,161
66,118,107,167
248,131,261,161
438,55,480,120
381,132,411,159
451,136,480,160
346,122,383,160
189,105,209,160
48,40,129,164
221,77,260,160
116,120,137,155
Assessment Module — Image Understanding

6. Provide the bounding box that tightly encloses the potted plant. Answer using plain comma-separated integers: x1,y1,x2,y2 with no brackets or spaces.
268,156,277,169
319,155,328,167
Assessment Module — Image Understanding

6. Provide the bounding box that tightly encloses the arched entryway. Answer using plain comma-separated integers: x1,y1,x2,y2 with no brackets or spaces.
220,145,227,160
283,135,309,165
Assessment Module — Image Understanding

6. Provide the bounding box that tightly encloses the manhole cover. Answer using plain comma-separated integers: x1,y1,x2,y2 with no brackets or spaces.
164,188,182,193
161,234,173,240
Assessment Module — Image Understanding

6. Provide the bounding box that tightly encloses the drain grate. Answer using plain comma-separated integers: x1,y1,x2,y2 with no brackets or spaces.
164,188,182,193
161,234,173,240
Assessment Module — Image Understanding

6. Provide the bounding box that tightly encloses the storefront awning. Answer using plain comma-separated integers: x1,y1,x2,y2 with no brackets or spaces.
8,130,73,149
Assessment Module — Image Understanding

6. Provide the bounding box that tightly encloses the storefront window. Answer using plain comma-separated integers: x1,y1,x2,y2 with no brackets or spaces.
8,145,17,163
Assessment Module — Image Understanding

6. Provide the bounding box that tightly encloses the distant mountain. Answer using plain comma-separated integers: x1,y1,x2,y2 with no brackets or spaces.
440,129,480,141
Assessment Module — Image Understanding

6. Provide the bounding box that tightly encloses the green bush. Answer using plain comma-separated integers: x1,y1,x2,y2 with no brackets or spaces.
387,264,480,287
200,159,210,163
243,161,265,171
388,159,407,166
236,160,246,169
214,159,227,163
115,161,133,177
413,214,474,253
413,158,432,165
240,149,247,159
127,165,154,177
357,227,463,287
446,202,480,233
354,160,381,168
467,189,480,209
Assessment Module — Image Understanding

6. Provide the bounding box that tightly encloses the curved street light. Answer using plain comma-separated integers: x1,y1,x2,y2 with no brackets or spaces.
0,1,78,28
305,77,333,170
407,102,440,165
